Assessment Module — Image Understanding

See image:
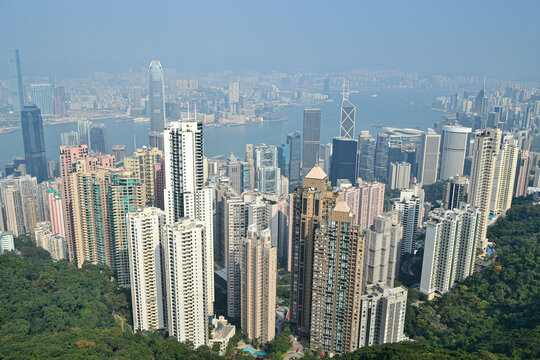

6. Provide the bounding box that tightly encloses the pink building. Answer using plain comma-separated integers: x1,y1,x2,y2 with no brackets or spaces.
48,189,65,237
338,179,385,231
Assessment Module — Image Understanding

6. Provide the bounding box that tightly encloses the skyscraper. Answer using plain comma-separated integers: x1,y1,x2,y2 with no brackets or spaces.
124,146,163,206
490,135,518,216
164,219,209,348
164,120,214,315
340,83,356,139
149,60,166,132
443,175,469,210
389,162,411,190
374,133,389,183
254,145,281,195
8,49,24,115
290,166,338,336
77,119,91,147
2,185,25,236
359,137,376,181
420,206,480,296
90,123,108,154
330,137,358,186
112,145,126,164
392,185,424,254
439,126,471,180
301,109,321,177
127,207,167,332
241,227,277,344
229,81,240,114
287,131,302,186
21,105,48,182
338,179,385,231
417,129,440,185
29,84,54,118
469,128,501,252
309,201,364,354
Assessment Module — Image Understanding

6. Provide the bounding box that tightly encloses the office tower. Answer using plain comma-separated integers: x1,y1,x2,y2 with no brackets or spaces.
225,153,246,195
112,145,126,164
374,133,390,183
229,81,240,114
277,197,289,267
149,60,166,132
254,145,281,196
0,174,42,234
47,189,65,237
277,143,290,179
53,86,65,115
363,214,402,293
439,126,471,180
319,142,332,176
290,166,338,336
340,84,356,139
164,120,214,315
356,132,371,179
514,150,531,198
90,123,108,154
301,109,321,177
21,105,48,182
29,84,54,118
390,162,411,190
420,206,480,296
77,119,91,147
125,147,163,206
0,231,15,253
534,168,540,188
2,185,25,236
469,128,501,252
474,79,488,116
8,49,25,115
127,207,167,332
149,131,164,151
359,137,376,181
287,131,302,186
358,284,407,347
224,192,277,319
392,186,424,254
330,137,358,186
60,131,79,147
490,136,519,216
164,219,209,348
241,227,277,343
338,180,385,231
245,144,255,191
153,158,165,210
417,129,440,185
443,175,469,210
309,201,364,354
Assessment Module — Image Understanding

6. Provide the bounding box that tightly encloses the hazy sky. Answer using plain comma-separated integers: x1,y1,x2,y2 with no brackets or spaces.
1,0,539,79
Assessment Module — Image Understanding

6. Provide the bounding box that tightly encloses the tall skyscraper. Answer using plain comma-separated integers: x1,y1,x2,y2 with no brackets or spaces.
490,136,519,216
290,166,338,336
47,189,65,237
358,284,407,347
229,81,240,114
245,144,255,191
90,123,108,154
420,206,480,296
124,147,163,206
164,219,209,348
149,131,164,151
339,83,356,139
164,120,214,315
514,150,532,198
309,201,364,354
469,128,501,252
330,137,358,186
474,79,488,116
53,86,66,115
21,105,48,182
439,126,471,180
8,49,25,115
319,142,332,176
417,129,440,185
127,207,167,332
29,84,54,118
241,227,277,344
77,119,92,147
359,137,376,181
389,162,411,190
287,131,302,186
112,145,126,164
374,133,389,183
443,175,469,210
362,213,402,293
2,185,25,236
301,109,321,177
149,60,166,132
254,145,281,195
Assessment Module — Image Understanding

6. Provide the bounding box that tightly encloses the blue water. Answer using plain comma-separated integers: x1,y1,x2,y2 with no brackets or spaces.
0,89,445,168
242,347,267,356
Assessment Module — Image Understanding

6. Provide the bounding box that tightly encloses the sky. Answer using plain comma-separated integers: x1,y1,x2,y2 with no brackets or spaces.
1,0,539,79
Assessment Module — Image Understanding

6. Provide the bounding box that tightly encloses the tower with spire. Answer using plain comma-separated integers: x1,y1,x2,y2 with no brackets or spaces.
340,80,356,139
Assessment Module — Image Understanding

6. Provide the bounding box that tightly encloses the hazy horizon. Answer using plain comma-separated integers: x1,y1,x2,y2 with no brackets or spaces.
1,0,540,80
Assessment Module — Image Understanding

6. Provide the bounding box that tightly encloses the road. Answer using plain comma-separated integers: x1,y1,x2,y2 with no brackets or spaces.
284,335,304,360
